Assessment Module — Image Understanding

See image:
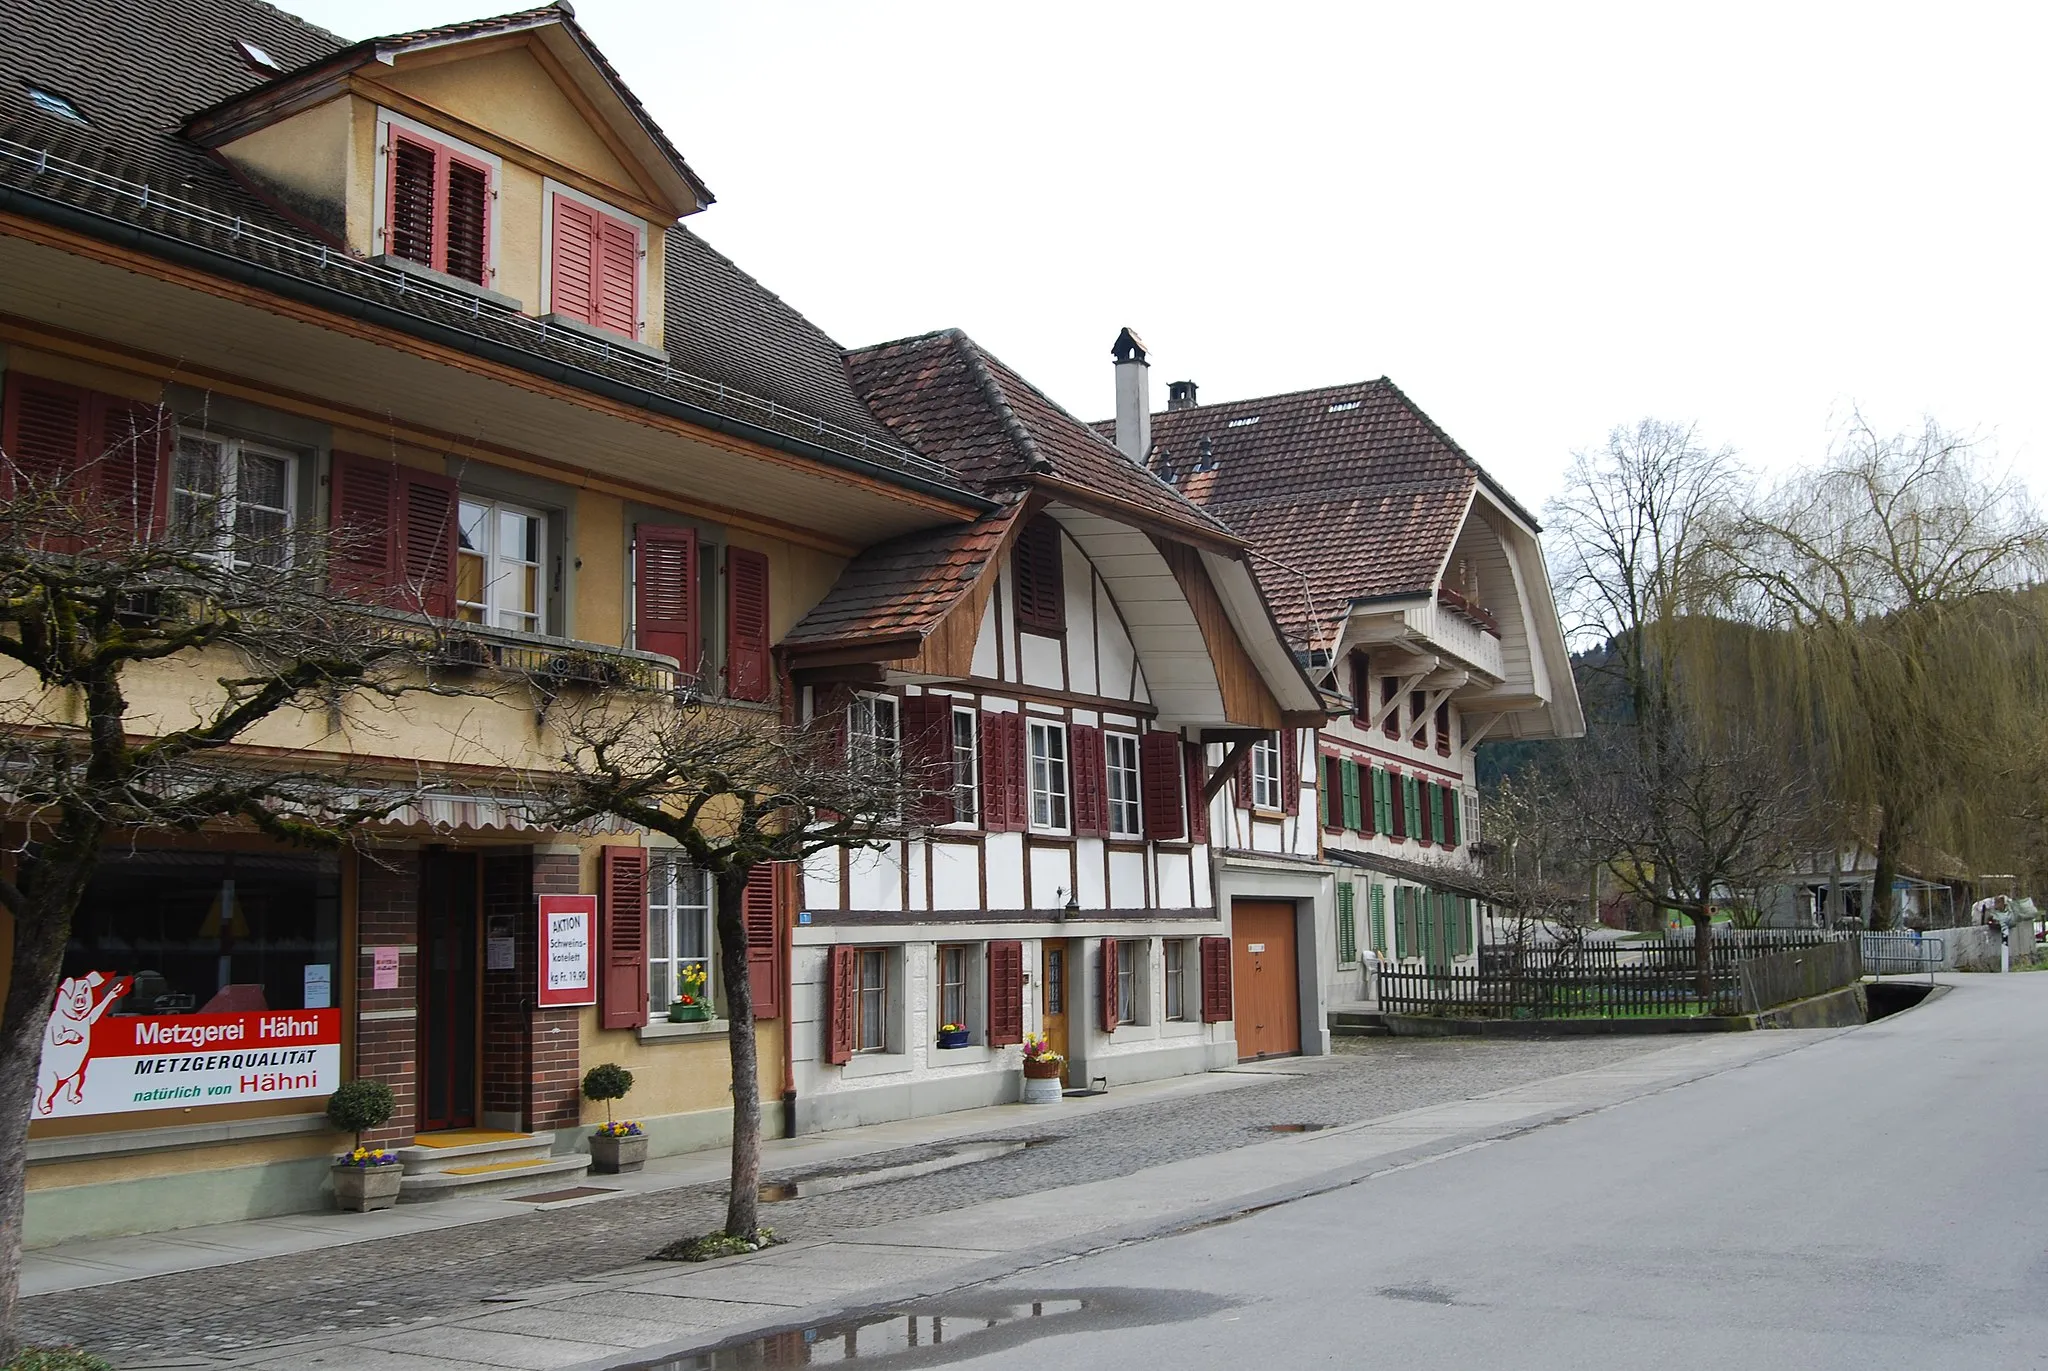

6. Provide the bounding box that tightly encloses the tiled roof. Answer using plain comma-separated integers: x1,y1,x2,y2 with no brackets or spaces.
0,0,960,498
847,330,1232,536
782,504,1020,650
1094,379,1521,643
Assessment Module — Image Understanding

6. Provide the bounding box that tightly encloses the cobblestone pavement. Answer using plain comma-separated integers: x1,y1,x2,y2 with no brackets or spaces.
22,1036,1666,1362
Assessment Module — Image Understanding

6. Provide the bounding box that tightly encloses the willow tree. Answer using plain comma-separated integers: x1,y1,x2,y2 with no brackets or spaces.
1722,419,2048,926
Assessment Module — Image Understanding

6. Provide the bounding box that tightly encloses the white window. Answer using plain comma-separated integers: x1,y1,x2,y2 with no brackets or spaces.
951,707,980,826
1029,719,1069,831
1106,733,1143,838
855,947,889,1052
648,860,713,1019
456,497,546,633
172,431,295,567
1164,940,1187,1021
938,944,971,1031
1251,733,1282,810
1116,939,1140,1024
851,694,900,768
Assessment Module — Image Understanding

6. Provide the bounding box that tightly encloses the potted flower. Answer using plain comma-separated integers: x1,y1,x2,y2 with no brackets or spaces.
326,1079,402,1210
935,1022,971,1049
1020,1032,1064,1105
582,1063,646,1173
668,962,714,1022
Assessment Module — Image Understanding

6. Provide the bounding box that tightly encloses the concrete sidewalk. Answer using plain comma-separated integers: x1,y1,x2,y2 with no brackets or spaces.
85,1028,1842,1370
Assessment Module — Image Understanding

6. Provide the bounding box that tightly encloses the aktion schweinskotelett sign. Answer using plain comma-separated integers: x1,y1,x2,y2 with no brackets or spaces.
537,894,597,1007
36,973,341,1119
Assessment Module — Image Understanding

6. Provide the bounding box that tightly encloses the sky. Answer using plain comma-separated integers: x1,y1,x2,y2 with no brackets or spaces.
287,0,2047,511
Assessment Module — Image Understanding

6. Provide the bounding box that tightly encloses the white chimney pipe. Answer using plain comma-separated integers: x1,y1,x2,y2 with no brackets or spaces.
1111,327,1150,465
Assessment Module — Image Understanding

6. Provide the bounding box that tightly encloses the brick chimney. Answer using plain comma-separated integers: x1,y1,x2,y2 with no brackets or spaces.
1111,327,1150,464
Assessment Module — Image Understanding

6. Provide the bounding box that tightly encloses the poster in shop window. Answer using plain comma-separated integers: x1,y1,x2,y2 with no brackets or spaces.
538,894,597,1007
34,973,341,1120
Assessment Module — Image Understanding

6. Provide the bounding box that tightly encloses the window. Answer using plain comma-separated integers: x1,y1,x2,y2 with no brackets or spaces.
1028,719,1069,831
851,694,901,769
1381,677,1400,739
1116,939,1139,1024
951,708,980,826
1045,944,1065,1015
456,497,546,633
1012,516,1065,634
854,948,889,1052
382,118,494,286
1436,702,1453,757
548,189,642,339
172,431,295,567
939,944,970,1031
1410,690,1428,747
648,859,713,1019
27,86,88,124
1105,733,1143,837
1250,733,1282,810
1164,940,1187,1020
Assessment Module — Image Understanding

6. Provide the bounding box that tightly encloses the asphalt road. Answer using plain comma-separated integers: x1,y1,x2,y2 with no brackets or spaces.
850,978,2048,1370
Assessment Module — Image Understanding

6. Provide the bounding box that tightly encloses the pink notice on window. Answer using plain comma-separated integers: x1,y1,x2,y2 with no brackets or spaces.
372,947,400,991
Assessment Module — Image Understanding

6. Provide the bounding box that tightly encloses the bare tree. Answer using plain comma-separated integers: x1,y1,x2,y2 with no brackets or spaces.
1721,418,2048,926
0,425,460,1355
1470,770,1599,977
528,690,941,1247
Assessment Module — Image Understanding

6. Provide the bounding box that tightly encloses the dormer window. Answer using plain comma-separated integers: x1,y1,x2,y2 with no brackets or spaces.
236,39,282,73
377,112,497,288
545,185,644,340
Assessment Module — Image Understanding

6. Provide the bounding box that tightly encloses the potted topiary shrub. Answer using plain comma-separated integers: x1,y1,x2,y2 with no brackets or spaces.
326,1078,402,1210
582,1062,646,1173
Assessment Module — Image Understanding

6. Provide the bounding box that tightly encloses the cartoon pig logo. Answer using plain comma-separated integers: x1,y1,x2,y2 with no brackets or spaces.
37,973,131,1116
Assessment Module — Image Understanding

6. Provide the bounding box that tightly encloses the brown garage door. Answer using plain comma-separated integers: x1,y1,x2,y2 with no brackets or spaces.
1232,900,1301,1061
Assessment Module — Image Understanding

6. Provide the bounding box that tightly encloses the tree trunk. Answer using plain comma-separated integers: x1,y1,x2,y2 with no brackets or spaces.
1691,911,1714,1002
1871,812,1902,932
0,831,104,1360
713,866,760,1240
1824,848,1842,930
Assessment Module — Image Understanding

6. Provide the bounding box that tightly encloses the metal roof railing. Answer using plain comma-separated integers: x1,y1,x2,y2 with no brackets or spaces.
0,135,964,492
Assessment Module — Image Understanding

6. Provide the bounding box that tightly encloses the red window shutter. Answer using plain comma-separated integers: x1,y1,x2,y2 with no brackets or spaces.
1281,729,1300,815
387,134,438,269
1361,764,1379,836
1140,732,1184,841
636,524,700,677
1099,937,1120,1033
1011,516,1065,633
742,863,781,1020
397,468,458,618
901,694,957,825
599,846,649,1030
1183,741,1210,843
1070,725,1105,837
1200,935,1233,1022
725,545,771,701
1,374,90,498
826,944,856,1065
549,194,597,325
1235,741,1254,810
94,398,170,539
1004,712,1030,832
987,939,1024,1046
1418,781,1436,848
595,213,639,338
443,154,490,286
327,452,399,601
978,710,1009,831
1390,773,1408,840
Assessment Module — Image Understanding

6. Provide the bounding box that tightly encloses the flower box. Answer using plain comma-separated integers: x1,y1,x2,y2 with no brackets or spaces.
590,1129,647,1174
668,1001,715,1023
332,1160,402,1211
935,1027,971,1049
1022,1057,1064,1080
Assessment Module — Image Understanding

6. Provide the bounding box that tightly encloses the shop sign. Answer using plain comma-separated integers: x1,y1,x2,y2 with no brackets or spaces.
538,894,597,1007
36,973,341,1119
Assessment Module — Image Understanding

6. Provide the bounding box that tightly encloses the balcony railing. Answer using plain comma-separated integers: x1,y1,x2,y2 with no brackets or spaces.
1436,587,1500,637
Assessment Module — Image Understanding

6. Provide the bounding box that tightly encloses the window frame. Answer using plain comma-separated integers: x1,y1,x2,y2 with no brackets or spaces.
937,943,973,1034
171,428,298,568
854,946,890,1053
1250,733,1282,811
950,706,981,828
456,494,550,635
850,693,901,771
647,858,715,1020
542,178,649,342
1163,939,1187,1021
1105,731,1143,838
1028,718,1071,833
1115,938,1140,1025
373,109,501,288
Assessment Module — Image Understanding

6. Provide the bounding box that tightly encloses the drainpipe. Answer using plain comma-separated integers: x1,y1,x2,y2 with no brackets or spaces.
776,650,799,1139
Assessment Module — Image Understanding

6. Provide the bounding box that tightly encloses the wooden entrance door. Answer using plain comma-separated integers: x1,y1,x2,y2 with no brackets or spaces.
1041,939,1069,1084
418,851,480,1132
1232,900,1301,1061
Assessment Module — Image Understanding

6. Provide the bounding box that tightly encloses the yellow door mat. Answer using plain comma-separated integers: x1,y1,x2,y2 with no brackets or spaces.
443,1158,550,1177
410,1130,530,1149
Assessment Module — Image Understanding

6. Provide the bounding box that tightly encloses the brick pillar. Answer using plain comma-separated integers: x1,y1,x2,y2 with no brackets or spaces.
354,849,419,1148
529,851,583,1132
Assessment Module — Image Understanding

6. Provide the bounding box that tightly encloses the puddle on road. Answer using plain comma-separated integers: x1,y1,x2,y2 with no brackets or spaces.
622,1288,1229,1369
1261,1123,1331,1133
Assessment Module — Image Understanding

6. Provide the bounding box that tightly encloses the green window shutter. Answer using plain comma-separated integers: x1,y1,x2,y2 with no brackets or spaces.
1391,887,1405,959
1421,891,1437,968
1342,759,1363,830
1409,778,1423,841
1336,883,1358,964
1370,883,1388,954
1370,767,1388,833
1447,788,1462,847
1432,786,1447,845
